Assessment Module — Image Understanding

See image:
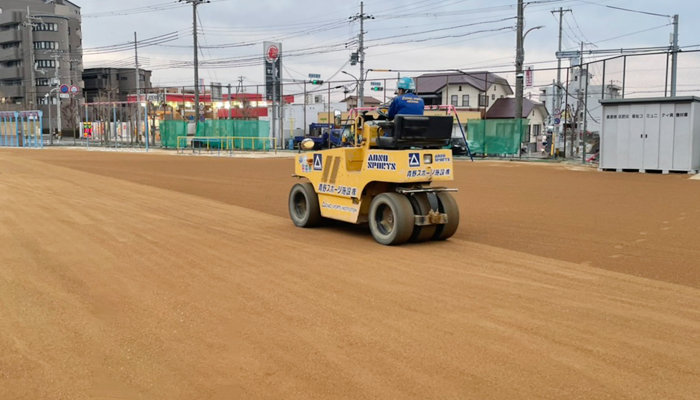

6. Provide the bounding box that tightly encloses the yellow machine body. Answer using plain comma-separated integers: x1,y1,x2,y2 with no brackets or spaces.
294,120,455,224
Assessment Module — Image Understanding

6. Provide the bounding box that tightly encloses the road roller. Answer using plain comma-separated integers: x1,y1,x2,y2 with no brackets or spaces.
289,108,459,245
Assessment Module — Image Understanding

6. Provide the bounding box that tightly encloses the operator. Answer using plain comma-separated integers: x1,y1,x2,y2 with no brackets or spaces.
387,77,424,120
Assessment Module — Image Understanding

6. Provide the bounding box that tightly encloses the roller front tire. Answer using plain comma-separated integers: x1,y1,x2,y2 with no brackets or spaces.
368,193,415,246
289,182,322,227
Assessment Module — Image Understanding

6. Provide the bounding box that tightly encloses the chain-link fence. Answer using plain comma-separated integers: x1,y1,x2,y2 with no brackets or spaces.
552,49,700,160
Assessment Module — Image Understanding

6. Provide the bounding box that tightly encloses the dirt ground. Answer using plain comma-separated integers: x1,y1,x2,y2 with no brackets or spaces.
1,148,699,400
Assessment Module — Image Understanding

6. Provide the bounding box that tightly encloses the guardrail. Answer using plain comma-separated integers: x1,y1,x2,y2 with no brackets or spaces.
176,136,277,155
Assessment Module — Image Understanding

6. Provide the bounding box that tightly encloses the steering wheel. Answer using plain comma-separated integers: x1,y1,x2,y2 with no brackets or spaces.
376,107,389,119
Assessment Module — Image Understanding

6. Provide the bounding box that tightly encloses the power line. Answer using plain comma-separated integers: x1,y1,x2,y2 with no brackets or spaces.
577,2,672,18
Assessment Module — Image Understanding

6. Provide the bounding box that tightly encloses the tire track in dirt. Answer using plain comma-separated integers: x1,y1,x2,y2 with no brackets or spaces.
0,152,699,399
12,149,700,289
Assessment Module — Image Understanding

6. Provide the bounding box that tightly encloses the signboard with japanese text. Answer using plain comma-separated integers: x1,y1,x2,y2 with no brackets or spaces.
264,41,282,103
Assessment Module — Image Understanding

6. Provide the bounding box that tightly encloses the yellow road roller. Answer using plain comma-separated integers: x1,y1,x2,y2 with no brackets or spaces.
289,109,459,245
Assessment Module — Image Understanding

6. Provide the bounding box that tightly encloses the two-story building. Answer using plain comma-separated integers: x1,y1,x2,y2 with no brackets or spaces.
414,72,513,112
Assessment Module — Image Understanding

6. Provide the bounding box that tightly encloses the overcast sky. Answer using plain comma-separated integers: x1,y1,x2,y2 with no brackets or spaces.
77,0,700,99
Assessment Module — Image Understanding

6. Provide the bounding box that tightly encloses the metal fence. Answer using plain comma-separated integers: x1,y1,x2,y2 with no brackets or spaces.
553,49,700,160
0,111,43,148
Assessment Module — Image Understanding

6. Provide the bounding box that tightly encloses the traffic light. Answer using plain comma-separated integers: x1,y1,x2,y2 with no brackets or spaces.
371,86,383,91
310,79,324,85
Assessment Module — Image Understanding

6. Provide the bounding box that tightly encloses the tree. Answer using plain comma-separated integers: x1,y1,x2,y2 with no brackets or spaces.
61,98,80,139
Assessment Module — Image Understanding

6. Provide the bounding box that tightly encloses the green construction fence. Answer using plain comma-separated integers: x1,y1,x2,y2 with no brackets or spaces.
467,119,529,156
160,120,188,148
160,120,272,150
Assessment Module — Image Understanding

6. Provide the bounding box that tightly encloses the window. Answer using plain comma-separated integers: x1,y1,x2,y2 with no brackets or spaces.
140,74,145,82
532,125,541,137
36,78,50,86
35,60,55,69
491,94,495,100
33,23,58,32
2,60,22,68
450,95,458,106
479,94,489,107
34,41,58,50
0,24,20,32
2,42,20,49
121,76,128,81
0,79,22,86
462,95,470,107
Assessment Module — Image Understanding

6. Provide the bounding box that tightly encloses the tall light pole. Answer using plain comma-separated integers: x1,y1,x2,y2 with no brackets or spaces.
342,71,360,107
180,0,209,124
514,0,542,156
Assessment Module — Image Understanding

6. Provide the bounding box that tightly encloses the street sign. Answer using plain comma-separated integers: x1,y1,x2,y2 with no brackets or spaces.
264,41,282,103
211,82,223,101
370,81,381,86
308,73,321,79
199,115,205,122
554,118,561,125
554,109,561,117
525,66,534,88
59,93,70,99
69,85,79,94
60,85,69,94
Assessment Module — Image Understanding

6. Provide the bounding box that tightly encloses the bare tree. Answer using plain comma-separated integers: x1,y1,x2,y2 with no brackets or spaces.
61,99,80,138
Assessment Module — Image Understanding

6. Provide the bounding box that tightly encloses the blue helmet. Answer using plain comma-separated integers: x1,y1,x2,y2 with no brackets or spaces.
397,77,416,92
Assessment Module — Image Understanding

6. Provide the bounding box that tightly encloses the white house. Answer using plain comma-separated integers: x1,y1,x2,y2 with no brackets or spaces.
415,72,513,111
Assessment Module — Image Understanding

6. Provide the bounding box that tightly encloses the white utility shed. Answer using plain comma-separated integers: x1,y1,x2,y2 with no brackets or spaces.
599,97,700,174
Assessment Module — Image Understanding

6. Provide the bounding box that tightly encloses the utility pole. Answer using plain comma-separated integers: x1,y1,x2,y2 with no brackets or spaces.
582,59,589,164
180,0,209,124
227,83,232,119
134,32,141,143
23,7,41,110
350,2,374,108
552,7,571,157
670,14,679,97
303,80,307,135
51,51,62,141
514,0,524,125
577,41,584,157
